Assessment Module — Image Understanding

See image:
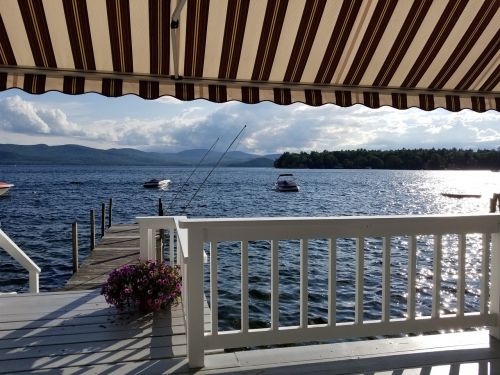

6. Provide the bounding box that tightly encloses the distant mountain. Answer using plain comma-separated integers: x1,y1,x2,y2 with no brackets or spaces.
0,144,278,167
227,157,275,167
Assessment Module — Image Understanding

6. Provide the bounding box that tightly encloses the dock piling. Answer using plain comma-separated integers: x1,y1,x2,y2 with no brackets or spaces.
108,198,113,228
101,203,106,238
157,198,164,262
491,194,500,213
72,222,78,273
90,209,95,250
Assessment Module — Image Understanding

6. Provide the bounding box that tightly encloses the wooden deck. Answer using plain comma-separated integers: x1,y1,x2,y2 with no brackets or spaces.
2,222,500,373
1,288,500,374
63,224,141,291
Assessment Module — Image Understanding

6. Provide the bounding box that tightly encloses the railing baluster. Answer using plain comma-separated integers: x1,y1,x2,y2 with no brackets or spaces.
210,241,218,335
457,234,466,317
432,234,442,319
149,229,156,261
300,239,308,328
382,237,391,323
169,229,175,264
178,233,183,262
355,237,364,325
241,240,249,333
328,237,336,326
481,233,490,315
271,239,279,330
408,235,416,320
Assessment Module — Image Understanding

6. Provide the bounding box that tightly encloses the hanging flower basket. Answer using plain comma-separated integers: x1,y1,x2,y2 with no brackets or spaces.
101,261,182,312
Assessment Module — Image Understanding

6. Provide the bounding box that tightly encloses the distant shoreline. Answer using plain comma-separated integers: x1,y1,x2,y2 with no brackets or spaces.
0,144,277,167
274,149,500,171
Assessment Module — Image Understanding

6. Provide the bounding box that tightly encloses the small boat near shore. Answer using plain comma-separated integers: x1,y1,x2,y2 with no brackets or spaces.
275,174,299,192
441,193,481,199
0,182,14,196
143,179,171,188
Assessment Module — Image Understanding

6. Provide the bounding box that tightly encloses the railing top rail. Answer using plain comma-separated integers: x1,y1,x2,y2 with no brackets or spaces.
0,229,41,273
136,216,186,231
177,214,500,241
174,217,189,259
179,213,500,226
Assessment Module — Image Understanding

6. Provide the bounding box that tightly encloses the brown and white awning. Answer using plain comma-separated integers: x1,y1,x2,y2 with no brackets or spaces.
0,0,498,112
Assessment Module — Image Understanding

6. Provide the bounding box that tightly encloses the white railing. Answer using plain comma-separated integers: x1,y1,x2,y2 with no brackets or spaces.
0,228,41,293
139,214,500,368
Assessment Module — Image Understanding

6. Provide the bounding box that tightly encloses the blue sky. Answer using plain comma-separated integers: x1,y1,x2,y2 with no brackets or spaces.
0,89,498,155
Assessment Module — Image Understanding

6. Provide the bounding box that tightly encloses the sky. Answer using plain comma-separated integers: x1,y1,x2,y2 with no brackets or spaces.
0,89,498,155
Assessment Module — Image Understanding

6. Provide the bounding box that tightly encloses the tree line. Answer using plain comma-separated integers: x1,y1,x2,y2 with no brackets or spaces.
274,149,500,170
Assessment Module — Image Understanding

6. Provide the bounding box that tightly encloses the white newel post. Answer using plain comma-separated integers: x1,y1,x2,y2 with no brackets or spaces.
186,227,205,368
29,270,39,293
490,230,500,339
139,221,154,261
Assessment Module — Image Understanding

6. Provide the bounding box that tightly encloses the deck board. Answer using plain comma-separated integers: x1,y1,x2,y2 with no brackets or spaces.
63,224,142,291
4,223,500,373
2,293,500,374
0,289,188,374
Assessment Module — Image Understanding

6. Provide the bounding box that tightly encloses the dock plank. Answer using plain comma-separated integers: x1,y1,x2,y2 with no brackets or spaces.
62,224,142,291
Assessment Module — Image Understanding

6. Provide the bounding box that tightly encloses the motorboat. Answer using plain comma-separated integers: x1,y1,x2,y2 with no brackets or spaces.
143,179,171,188
0,182,14,196
275,174,299,192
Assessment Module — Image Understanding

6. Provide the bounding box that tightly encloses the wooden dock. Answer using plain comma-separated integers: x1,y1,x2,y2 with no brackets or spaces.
63,224,141,291
2,222,500,373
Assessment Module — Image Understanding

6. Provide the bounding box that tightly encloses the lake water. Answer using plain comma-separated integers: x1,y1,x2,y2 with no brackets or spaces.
1,166,499,329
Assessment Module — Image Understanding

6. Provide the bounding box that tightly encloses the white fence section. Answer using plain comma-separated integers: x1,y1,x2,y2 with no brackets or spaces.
138,214,500,368
0,228,41,293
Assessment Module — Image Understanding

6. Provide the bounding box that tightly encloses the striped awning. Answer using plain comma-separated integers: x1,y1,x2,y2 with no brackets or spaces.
0,0,498,112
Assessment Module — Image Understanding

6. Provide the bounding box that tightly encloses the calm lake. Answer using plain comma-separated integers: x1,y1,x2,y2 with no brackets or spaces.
1,166,499,329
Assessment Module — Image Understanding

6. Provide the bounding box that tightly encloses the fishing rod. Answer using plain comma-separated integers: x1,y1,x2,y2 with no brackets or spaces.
180,124,247,214
168,137,220,211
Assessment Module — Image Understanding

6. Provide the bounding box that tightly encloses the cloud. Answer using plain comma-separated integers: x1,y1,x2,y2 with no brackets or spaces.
154,96,183,105
0,95,84,136
0,93,498,154
66,103,500,152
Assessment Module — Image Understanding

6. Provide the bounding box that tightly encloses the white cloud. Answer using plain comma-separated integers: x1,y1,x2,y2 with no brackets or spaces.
154,96,183,105
0,93,499,154
0,95,84,136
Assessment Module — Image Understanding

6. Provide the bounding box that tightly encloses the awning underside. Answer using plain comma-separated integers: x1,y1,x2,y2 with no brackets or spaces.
0,0,498,112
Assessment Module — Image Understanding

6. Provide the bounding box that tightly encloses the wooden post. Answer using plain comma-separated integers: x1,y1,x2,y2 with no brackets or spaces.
186,228,205,368
490,194,500,213
157,198,164,262
490,230,500,338
101,203,106,238
72,222,78,274
159,198,164,216
108,198,113,228
90,209,95,251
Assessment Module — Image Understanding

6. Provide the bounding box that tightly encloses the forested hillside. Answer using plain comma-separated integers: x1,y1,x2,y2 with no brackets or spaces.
274,149,500,170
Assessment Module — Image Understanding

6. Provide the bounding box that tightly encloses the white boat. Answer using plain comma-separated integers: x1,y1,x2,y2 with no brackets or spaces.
143,179,170,188
275,174,299,192
0,182,14,196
